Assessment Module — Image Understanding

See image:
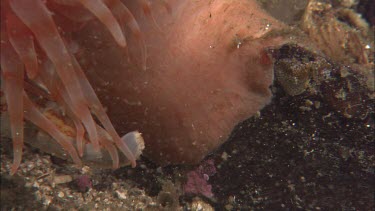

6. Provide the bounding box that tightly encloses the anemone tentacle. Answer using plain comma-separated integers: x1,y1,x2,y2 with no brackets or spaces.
1,33,25,175
0,0,156,174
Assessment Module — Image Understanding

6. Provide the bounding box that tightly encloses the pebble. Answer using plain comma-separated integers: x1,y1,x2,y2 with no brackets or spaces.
116,190,128,200
191,198,213,211
53,175,73,185
58,191,65,198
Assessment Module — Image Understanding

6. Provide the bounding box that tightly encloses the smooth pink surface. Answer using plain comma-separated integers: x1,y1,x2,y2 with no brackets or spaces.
76,0,285,165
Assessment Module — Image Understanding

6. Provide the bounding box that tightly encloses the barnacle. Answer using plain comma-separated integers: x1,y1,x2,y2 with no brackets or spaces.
0,0,161,175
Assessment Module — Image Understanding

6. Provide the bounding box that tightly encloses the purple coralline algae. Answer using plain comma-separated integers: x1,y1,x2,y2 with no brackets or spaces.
183,159,217,198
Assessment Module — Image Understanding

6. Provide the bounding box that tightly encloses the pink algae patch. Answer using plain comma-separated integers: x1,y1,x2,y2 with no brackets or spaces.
183,159,217,198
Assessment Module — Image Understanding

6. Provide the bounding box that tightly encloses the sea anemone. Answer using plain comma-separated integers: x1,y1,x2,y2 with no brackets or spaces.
1,0,287,173
75,0,287,165
0,0,160,174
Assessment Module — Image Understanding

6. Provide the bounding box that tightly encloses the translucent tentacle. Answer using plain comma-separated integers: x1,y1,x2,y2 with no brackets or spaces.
70,56,137,167
107,0,147,70
6,9,39,79
159,0,172,14
139,0,162,31
38,60,86,157
97,126,119,169
23,92,82,166
73,118,86,157
78,0,127,47
10,0,100,151
0,35,24,175
52,0,80,7
47,0,95,23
